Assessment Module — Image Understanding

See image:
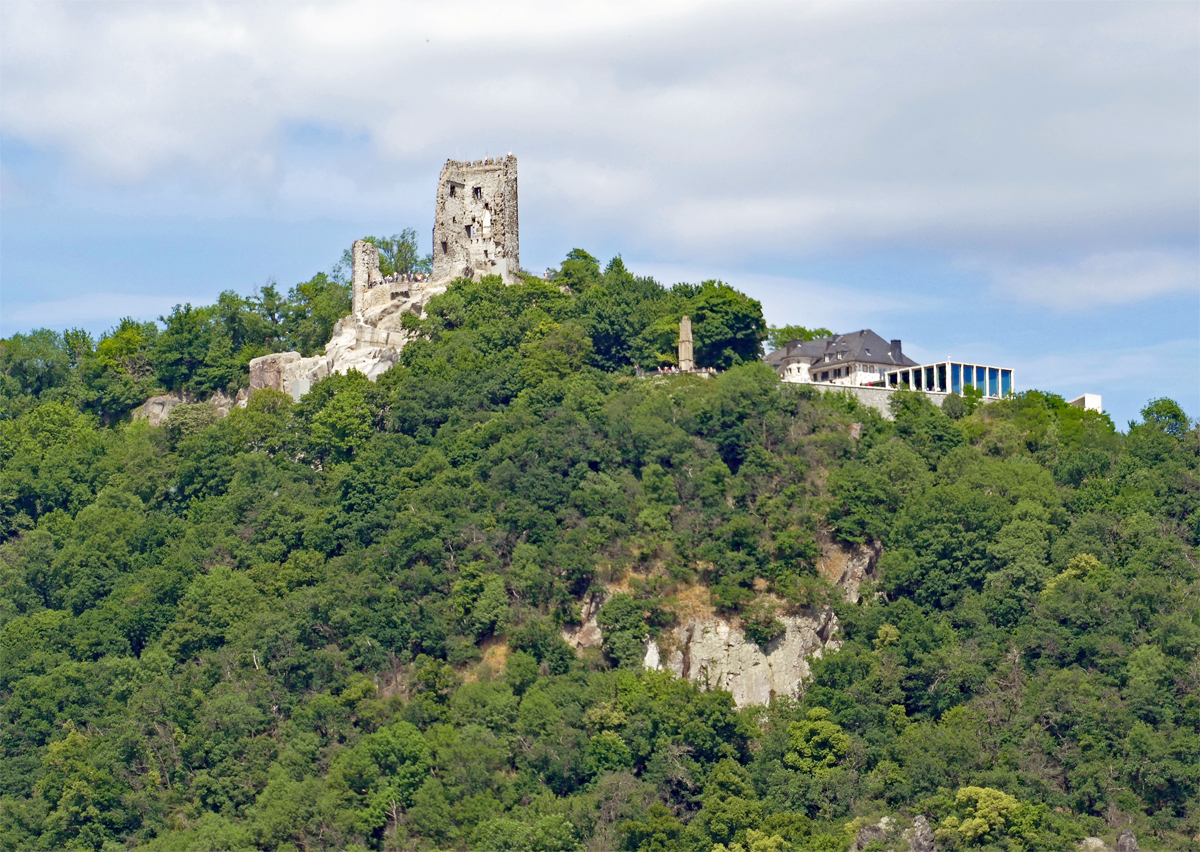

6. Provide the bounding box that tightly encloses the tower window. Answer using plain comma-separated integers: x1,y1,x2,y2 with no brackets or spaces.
465,225,472,238
473,187,482,199
449,184,456,197
440,241,447,254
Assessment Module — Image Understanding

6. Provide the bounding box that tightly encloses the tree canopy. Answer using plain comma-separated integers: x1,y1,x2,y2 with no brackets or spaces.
0,247,1196,852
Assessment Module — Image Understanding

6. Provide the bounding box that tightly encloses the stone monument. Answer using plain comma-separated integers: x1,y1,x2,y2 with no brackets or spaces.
678,315,695,372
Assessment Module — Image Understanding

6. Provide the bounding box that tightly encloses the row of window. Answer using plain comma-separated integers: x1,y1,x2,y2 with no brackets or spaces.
887,364,1012,397
448,184,485,200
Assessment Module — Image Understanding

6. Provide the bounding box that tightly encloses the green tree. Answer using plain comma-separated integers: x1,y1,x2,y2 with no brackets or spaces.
765,324,832,351
80,318,159,418
360,229,432,277
785,708,850,776
692,759,764,847
0,329,76,418
620,803,685,852
1139,397,1190,437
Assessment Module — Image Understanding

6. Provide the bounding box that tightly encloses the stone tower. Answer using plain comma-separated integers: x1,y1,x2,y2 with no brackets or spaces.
678,315,695,372
431,155,519,283
351,239,383,318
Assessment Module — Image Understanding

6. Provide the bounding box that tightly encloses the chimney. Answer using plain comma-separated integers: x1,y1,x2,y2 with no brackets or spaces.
890,339,902,357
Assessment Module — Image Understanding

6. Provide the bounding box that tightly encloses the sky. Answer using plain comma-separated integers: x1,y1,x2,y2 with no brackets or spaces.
1,1,1197,427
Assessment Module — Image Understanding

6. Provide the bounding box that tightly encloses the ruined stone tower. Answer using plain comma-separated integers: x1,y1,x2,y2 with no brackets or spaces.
431,155,519,283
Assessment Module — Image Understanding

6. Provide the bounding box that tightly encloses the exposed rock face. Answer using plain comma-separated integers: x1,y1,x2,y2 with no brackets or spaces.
562,591,608,652
847,815,935,851
1079,838,1112,852
323,317,406,377
1115,828,1139,852
851,818,890,850
907,815,935,852
135,393,192,427
642,609,840,708
818,535,881,603
245,321,408,401
211,388,249,418
623,538,881,708
134,388,249,426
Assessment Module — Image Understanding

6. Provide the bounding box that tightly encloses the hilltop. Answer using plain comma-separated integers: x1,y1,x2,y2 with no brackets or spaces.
0,250,1197,852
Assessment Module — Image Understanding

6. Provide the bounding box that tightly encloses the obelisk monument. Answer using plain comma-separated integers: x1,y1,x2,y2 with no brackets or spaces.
678,316,695,372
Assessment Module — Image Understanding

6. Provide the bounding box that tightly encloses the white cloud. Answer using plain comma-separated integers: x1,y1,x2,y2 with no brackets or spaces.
625,260,939,334
1,0,1195,269
987,250,1198,309
1008,336,1199,419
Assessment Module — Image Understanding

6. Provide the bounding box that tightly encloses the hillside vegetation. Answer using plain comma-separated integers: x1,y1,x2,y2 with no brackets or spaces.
0,251,1197,852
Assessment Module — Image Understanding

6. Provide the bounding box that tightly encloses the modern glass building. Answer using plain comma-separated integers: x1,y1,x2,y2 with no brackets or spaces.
886,362,1012,398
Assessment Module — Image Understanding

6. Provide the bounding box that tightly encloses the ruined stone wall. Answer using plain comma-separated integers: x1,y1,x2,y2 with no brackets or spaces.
431,155,518,283
351,239,383,317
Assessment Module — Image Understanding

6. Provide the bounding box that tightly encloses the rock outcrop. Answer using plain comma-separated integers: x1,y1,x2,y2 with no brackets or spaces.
817,534,881,603
1115,828,1139,852
247,240,453,400
626,535,880,708
642,609,840,708
134,388,247,426
562,591,608,652
135,393,191,427
847,815,933,852
907,815,935,852
850,817,892,850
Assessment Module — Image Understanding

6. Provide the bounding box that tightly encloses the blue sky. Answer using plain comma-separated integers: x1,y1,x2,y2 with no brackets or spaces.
2,0,1196,427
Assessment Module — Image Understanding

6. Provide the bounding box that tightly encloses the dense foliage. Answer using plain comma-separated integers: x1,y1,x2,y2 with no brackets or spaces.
0,250,1196,852
0,275,352,424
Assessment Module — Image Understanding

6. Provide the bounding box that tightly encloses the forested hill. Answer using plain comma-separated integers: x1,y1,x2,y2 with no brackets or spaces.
0,251,1197,852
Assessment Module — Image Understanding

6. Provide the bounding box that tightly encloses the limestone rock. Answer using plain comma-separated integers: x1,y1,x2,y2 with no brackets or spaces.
851,820,887,850
135,392,191,427
818,535,881,603
249,351,300,392
643,609,839,708
209,388,248,418
322,317,406,378
906,815,935,852
135,388,249,426
1079,838,1112,852
562,591,608,652
1115,828,1139,852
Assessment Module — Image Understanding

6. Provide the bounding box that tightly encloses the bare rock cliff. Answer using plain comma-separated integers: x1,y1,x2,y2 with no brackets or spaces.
622,537,879,708
134,388,248,427
642,609,840,708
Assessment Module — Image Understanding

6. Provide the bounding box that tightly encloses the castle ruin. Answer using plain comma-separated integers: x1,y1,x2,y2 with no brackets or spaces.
432,155,519,283
245,154,519,401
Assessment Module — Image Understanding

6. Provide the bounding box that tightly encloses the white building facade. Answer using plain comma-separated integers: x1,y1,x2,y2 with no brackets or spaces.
766,330,918,386
886,361,1013,399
